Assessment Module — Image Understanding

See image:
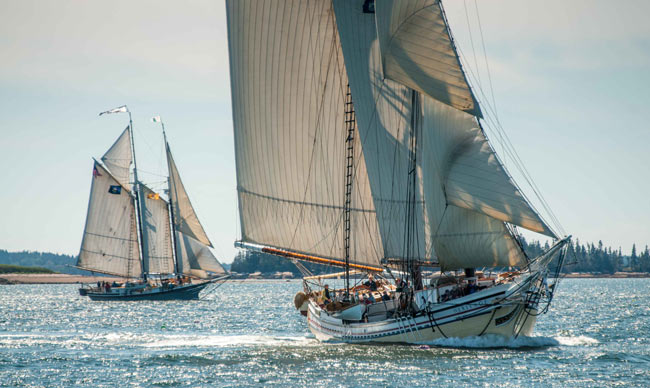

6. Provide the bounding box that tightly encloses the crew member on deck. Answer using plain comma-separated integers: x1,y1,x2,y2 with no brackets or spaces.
322,284,332,304
364,275,378,291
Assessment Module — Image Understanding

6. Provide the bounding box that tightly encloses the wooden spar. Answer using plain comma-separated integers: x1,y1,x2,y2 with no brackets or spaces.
260,247,383,273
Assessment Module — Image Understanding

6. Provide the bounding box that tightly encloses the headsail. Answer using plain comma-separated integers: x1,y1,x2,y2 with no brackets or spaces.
78,162,141,278
375,0,481,116
166,145,212,247
175,231,226,277
101,126,132,187
226,0,384,269
420,96,556,238
139,184,175,274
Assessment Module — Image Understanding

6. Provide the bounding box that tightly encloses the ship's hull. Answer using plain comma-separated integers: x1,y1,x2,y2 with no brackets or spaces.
306,274,541,344
84,282,209,301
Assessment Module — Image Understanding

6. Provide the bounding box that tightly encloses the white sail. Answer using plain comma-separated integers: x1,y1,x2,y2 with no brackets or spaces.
140,185,175,274
420,96,555,237
101,126,132,187
226,0,384,268
166,145,212,247
334,0,427,262
375,0,481,116
333,0,543,270
78,162,141,278
175,231,226,276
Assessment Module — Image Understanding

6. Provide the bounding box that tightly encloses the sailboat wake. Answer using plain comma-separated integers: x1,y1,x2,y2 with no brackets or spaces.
421,334,598,349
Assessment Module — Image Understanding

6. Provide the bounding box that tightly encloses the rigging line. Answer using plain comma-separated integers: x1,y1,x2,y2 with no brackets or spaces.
473,0,499,120
457,43,564,235
441,0,561,233
454,50,564,235
463,0,482,89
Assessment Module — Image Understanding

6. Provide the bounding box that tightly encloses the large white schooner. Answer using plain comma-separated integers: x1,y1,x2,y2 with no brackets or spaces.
77,107,228,300
227,0,570,342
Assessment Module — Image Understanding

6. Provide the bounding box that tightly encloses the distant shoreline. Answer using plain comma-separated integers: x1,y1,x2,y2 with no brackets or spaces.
0,272,649,285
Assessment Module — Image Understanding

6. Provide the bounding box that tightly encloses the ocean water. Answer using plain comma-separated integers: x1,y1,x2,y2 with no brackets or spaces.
0,279,648,387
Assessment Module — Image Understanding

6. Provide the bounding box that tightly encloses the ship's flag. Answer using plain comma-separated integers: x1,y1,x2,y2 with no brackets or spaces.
99,106,128,116
93,165,102,178
151,116,161,123
108,185,122,195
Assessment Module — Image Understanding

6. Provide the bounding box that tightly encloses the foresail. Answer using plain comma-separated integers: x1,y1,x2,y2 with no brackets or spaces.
140,185,175,274
420,96,556,238
375,0,481,117
226,0,384,269
78,162,141,278
101,126,132,187
166,145,212,247
175,231,226,275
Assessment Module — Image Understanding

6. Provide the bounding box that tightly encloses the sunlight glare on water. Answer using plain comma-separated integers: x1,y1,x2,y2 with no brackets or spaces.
0,279,648,387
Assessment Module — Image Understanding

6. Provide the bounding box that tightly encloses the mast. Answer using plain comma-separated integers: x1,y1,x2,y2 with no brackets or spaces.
126,108,147,280
157,117,181,275
404,90,422,291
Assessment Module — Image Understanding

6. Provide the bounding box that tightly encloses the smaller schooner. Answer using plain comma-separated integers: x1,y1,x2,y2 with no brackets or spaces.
77,106,228,300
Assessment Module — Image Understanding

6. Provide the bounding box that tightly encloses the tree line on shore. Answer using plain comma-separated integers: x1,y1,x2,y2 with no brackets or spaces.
231,238,650,275
3,236,649,276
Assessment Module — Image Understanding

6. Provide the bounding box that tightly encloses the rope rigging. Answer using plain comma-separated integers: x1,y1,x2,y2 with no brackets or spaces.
450,0,566,238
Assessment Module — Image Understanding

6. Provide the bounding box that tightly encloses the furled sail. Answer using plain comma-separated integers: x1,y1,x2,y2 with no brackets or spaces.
175,231,226,276
78,162,141,278
166,145,212,247
139,185,175,274
226,0,384,268
374,0,481,117
101,126,132,187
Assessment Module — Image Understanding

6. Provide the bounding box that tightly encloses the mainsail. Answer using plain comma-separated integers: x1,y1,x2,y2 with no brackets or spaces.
226,0,384,269
139,184,175,274
77,162,141,277
101,126,132,187
228,0,556,272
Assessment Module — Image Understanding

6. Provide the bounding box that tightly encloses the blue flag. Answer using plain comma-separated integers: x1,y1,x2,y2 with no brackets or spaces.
108,185,122,195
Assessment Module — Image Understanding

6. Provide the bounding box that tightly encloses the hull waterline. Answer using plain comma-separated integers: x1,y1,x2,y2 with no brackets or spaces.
84,282,210,301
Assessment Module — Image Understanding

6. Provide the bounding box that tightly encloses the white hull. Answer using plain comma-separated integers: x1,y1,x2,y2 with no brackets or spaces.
307,273,541,344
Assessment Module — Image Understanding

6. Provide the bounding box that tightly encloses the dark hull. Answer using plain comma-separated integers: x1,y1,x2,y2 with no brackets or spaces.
85,282,209,301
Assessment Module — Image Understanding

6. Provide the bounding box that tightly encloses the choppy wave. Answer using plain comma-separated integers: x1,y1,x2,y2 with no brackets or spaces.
421,334,598,349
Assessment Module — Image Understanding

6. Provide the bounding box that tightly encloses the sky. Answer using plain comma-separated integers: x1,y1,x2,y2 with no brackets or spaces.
1,0,649,263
